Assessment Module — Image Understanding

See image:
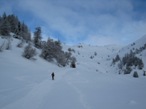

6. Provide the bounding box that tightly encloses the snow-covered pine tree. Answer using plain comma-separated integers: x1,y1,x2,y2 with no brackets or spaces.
0,13,10,36
33,27,42,48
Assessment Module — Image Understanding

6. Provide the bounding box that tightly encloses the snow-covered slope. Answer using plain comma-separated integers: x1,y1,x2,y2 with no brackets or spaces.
67,44,121,74
112,35,146,76
0,36,146,109
118,35,146,57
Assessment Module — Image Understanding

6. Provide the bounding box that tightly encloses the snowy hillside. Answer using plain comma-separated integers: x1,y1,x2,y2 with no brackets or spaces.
0,36,146,109
118,35,146,57
112,35,146,76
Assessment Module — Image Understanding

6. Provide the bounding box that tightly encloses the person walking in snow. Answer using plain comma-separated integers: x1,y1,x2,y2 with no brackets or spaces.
51,72,55,80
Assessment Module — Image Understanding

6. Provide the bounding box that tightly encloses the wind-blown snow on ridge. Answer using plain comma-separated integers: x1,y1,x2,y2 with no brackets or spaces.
0,36,146,109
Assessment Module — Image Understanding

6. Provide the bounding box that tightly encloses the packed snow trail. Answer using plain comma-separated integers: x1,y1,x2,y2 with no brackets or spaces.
66,72,91,109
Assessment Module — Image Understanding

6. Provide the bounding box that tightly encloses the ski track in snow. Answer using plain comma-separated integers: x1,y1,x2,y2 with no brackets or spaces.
1,79,54,109
1,68,89,109
67,81,91,109
1,69,68,109
66,71,91,109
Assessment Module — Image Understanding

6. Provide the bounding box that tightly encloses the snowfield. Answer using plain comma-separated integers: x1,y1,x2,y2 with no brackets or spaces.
0,37,146,109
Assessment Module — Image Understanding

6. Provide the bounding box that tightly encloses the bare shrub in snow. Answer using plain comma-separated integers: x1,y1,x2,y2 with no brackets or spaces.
90,56,94,59
68,48,75,53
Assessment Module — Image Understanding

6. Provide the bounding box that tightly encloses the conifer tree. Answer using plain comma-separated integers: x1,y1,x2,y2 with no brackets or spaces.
0,13,10,36
33,27,42,48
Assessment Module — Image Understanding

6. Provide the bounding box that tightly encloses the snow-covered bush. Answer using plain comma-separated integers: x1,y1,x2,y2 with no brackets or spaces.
71,61,76,68
90,56,94,59
124,66,132,74
70,56,77,68
133,71,139,78
68,48,75,53
143,71,146,76
40,38,76,67
23,44,36,59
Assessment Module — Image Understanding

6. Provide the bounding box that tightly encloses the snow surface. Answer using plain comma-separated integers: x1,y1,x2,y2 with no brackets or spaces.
0,37,146,109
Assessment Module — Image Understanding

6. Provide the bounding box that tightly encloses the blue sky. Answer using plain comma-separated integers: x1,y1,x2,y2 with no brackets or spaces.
0,0,146,45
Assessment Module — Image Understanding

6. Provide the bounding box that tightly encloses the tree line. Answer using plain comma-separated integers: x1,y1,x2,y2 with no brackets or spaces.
112,50,144,75
0,13,76,67
0,12,31,41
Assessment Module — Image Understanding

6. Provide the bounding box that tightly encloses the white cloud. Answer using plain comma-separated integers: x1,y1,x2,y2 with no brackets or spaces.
2,0,146,45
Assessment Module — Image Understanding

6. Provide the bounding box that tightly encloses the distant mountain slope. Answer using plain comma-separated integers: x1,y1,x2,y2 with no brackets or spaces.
1,34,146,78
118,35,146,57
111,35,146,77
65,44,121,74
